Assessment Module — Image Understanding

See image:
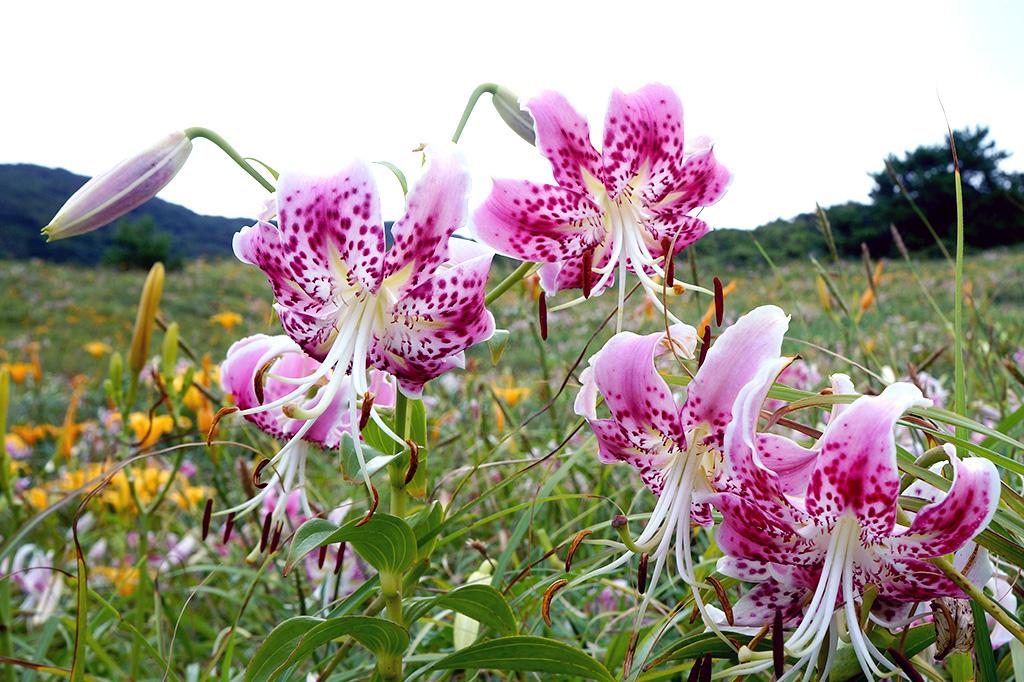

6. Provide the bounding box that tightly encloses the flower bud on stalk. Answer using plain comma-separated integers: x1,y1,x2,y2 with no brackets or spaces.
491,86,536,145
42,132,192,241
128,263,165,378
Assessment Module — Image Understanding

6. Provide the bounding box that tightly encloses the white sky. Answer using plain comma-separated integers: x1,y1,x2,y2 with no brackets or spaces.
3,1,1022,230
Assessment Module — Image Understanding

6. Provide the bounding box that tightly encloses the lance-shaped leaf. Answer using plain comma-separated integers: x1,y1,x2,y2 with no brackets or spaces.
245,615,408,682
431,635,614,682
285,514,416,575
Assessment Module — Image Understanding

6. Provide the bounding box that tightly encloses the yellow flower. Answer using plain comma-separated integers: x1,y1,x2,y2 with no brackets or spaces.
2,363,33,385
83,341,113,358
128,413,175,448
209,311,243,331
25,487,48,510
492,374,531,408
11,424,49,446
93,566,140,597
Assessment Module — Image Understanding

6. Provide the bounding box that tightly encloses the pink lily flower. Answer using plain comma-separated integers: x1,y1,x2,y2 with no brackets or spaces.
219,333,396,525
474,84,730,329
233,150,494,493
708,370,1000,680
571,306,798,617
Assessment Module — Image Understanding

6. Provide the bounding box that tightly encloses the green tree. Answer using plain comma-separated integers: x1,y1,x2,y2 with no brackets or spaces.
869,126,1024,255
100,216,182,270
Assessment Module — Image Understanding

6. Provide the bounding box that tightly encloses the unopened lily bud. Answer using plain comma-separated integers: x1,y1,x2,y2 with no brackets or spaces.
43,131,192,241
491,86,536,146
161,322,180,379
128,263,165,376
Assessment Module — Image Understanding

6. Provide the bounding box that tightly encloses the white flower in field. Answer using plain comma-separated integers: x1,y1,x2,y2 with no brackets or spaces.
1,545,64,626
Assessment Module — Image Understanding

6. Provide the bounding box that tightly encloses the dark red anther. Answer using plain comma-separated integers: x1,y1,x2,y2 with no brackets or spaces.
334,542,347,575
637,553,649,594
538,292,548,341
222,512,235,544
698,654,712,682
355,484,379,527
713,276,724,327
253,458,271,490
697,326,712,368
259,512,272,553
404,439,419,485
269,522,283,554
317,544,328,570
201,498,213,541
581,249,594,299
773,608,785,677
358,391,375,430
665,250,676,287
886,647,924,682
686,655,704,682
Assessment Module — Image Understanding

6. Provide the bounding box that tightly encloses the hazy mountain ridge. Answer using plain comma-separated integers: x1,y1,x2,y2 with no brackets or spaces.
0,164,249,263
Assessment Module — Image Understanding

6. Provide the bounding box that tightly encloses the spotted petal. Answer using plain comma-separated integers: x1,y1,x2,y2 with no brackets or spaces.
586,418,670,493
706,491,817,566
526,90,602,194
370,241,495,398
646,138,731,214
472,179,603,276
577,323,697,445
804,383,931,535
681,305,790,449
892,446,1000,559
384,149,470,294
234,163,385,357
601,84,686,201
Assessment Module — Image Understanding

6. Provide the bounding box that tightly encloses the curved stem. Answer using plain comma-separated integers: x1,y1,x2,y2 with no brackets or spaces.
451,83,498,143
185,127,276,193
930,555,1024,645
484,261,537,306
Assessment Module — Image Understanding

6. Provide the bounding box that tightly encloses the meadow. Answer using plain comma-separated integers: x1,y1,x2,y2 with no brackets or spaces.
2,243,1024,681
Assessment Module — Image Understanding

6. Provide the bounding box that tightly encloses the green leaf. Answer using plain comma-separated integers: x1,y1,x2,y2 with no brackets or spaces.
972,600,998,682
431,635,614,682
339,433,393,483
245,615,408,682
404,584,517,635
285,514,417,575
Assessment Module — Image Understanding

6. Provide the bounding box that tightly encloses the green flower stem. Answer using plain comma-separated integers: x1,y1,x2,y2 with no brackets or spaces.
451,83,499,144
0,579,15,682
952,156,967,440
485,261,537,306
380,394,411,681
931,555,1024,645
0,368,13,511
184,127,276,193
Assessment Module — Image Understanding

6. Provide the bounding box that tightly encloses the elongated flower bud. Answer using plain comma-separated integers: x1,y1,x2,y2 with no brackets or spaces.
491,86,536,145
43,131,192,241
128,263,165,376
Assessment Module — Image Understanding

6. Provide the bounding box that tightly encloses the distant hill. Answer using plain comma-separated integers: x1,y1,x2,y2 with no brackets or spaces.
0,164,248,263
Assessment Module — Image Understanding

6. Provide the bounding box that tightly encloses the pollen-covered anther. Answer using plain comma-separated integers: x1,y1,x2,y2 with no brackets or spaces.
705,576,733,625
355,484,380,527
207,406,238,446
672,283,686,295
201,498,213,541
253,358,276,405
538,293,548,341
222,512,236,544
637,553,649,594
259,511,272,552
403,439,419,485
252,458,272,489
581,249,594,299
334,542,347,575
564,529,592,573
713,276,725,327
542,578,569,626
358,391,375,430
